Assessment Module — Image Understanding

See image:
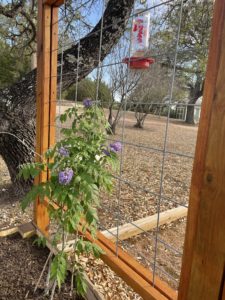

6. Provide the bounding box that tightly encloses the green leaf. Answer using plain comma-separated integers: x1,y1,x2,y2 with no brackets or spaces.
45,148,55,159
75,270,87,297
21,185,41,211
76,240,84,254
32,236,46,248
86,208,97,225
92,244,104,258
59,113,67,123
50,253,67,289
74,175,81,183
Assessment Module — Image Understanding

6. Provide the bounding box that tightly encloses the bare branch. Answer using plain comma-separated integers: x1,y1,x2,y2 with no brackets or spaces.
0,0,25,18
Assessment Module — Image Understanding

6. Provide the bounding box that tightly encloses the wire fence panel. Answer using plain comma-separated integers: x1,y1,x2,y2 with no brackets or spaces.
51,0,211,292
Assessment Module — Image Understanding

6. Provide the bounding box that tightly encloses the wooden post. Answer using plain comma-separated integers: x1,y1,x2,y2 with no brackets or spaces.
179,0,225,298
34,1,58,235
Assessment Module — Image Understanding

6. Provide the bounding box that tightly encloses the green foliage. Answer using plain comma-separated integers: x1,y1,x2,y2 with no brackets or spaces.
63,78,112,104
33,236,47,248
75,269,87,297
50,252,67,289
19,104,119,296
0,40,31,88
131,1,213,124
153,0,212,74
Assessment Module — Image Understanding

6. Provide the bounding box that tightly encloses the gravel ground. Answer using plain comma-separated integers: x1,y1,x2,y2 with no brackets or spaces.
0,109,198,298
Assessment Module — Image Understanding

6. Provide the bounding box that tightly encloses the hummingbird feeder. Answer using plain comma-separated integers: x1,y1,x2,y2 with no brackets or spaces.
123,0,155,69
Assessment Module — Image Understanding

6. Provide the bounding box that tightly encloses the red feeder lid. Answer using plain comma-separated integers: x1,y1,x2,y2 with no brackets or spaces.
123,57,155,69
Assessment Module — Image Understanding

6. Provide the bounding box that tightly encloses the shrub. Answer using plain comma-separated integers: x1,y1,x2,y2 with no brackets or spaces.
19,101,121,297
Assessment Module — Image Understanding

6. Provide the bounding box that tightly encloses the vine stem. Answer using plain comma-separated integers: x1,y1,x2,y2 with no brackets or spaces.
70,264,75,296
50,280,57,300
70,230,79,296
44,256,53,296
34,251,53,293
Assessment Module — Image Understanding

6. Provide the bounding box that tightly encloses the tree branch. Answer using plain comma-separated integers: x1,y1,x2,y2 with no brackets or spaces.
0,0,25,18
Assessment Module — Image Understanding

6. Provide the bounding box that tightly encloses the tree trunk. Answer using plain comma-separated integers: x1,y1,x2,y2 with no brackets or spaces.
110,122,117,135
0,0,134,190
134,119,144,128
107,106,116,134
134,106,148,129
185,105,195,124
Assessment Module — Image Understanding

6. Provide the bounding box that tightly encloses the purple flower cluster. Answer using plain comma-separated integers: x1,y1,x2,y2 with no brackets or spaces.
102,148,110,156
58,146,69,157
109,141,122,153
83,98,93,108
58,169,74,185
101,142,122,156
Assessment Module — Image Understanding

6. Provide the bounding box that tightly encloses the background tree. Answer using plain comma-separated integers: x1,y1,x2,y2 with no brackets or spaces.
129,63,186,128
158,0,213,124
0,0,101,53
106,44,140,134
63,78,112,102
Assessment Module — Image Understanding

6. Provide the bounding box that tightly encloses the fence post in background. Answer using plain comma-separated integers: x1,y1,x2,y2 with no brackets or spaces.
34,0,59,235
179,0,225,298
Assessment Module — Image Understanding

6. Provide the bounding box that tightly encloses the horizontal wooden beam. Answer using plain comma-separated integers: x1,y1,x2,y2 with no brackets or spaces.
43,199,177,299
59,206,187,246
0,225,18,237
102,206,187,242
58,225,177,299
18,222,36,239
43,0,64,7
83,230,170,300
84,230,177,300
0,222,37,239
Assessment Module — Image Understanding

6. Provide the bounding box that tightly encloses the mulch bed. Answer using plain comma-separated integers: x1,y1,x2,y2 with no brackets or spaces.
0,234,82,300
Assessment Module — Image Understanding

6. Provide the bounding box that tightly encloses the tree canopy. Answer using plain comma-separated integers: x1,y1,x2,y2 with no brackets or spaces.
0,40,30,89
157,0,213,123
63,78,112,103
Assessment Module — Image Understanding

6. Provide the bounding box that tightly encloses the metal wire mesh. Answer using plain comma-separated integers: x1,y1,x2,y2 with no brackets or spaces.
53,0,209,292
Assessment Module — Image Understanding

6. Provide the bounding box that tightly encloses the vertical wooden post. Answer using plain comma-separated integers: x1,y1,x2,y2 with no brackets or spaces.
179,0,225,298
34,0,58,235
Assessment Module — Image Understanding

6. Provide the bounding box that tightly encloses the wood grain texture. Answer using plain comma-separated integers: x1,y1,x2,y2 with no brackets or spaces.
102,206,187,242
18,222,36,239
222,280,225,300
34,4,58,235
0,226,18,237
48,6,58,153
179,0,225,299
34,2,50,234
43,0,64,7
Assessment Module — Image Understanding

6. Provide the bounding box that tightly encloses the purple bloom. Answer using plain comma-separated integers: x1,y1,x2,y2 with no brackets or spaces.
58,146,69,157
83,98,93,108
109,141,122,153
58,169,74,185
102,148,110,156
